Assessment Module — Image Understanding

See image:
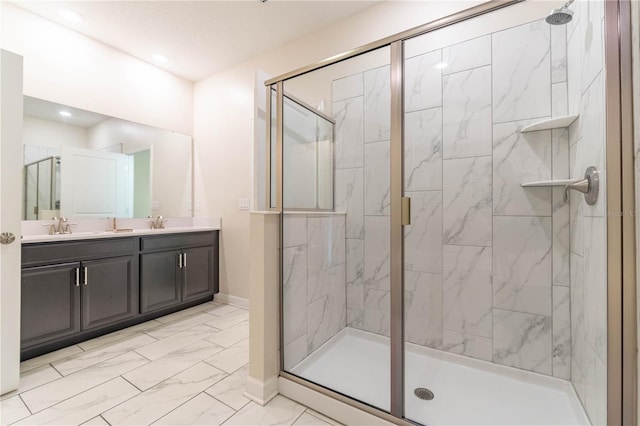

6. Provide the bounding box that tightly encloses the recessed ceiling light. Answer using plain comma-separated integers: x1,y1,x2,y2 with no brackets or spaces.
58,111,72,117
152,54,169,64
59,9,82,23
435,62,448,69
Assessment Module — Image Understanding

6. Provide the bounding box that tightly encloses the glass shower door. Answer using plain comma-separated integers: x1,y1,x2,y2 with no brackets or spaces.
280,46,393,413
401,1,607,424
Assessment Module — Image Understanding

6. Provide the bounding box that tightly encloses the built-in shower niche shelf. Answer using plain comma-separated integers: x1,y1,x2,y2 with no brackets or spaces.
520,179,575,188
519,114,579,133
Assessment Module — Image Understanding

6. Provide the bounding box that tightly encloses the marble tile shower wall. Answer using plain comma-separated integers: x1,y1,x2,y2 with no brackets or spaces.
566,0,607,424
282,214,347,371
333,19,582,380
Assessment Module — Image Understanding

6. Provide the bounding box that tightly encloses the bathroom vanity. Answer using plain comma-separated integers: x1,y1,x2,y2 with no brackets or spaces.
20,229,219,360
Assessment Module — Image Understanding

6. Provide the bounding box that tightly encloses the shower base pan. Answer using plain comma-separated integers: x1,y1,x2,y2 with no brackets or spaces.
291,328,589,425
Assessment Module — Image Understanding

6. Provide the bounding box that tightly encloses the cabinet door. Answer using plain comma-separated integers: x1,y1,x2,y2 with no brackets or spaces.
182,246,214,301
21,263,81,348
81,255,138,331
140,250,181,313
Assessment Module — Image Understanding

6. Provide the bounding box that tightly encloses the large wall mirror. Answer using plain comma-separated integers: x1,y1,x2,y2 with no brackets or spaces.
23,96,193,220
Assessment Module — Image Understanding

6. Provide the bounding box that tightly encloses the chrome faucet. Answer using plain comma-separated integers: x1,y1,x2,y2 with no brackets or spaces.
42,216,75,235
147,215,167,229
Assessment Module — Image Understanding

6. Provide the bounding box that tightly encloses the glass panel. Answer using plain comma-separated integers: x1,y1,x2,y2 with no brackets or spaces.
37,159,52,216
402,1,606,425
281,45,391,412
270,87,277,209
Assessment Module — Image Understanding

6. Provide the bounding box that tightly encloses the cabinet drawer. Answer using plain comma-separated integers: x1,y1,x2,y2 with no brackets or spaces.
140,232,215,252
22,238,137,267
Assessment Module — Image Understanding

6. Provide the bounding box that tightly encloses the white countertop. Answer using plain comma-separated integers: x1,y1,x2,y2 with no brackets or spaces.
21,217,221,244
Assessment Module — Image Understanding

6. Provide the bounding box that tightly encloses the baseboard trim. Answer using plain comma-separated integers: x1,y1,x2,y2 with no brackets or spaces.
214,293,249,308
244,375,278,406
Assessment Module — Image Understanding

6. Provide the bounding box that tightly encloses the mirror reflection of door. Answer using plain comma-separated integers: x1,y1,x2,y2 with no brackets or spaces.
130,148,152,218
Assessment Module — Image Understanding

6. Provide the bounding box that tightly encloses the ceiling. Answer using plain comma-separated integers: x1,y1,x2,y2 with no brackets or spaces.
11,0,381,82
24,96,109,128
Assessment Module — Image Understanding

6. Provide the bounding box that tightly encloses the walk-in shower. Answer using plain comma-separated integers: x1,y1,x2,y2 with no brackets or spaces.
266,0,633,424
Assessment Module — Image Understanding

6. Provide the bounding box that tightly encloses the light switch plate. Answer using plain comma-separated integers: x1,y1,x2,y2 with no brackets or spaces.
238,198,250,210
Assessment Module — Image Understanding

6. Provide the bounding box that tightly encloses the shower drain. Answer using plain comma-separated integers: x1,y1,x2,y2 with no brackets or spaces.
414,387,435,400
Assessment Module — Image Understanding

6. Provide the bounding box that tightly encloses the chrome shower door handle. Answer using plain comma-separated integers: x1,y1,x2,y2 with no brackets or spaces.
563,166,599,205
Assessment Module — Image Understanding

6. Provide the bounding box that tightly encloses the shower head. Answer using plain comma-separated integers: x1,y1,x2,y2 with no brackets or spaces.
545,0,575,25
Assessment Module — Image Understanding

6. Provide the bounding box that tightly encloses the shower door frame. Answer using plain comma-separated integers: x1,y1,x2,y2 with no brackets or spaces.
267,0,637,424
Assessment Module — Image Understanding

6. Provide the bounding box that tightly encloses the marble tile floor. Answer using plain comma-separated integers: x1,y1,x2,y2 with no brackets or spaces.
0,301,342,426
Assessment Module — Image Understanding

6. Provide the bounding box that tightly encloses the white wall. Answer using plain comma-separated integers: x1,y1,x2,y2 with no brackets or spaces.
194,1,494,299
0,3,193,135
23,116,89,150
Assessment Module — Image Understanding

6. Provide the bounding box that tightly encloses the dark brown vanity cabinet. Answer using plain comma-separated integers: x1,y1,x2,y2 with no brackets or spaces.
21,231,218,360
21,238,138,352
140,232,217,314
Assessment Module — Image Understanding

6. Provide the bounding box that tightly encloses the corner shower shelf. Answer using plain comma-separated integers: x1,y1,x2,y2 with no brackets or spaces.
520,179,575,188
519,114,579,133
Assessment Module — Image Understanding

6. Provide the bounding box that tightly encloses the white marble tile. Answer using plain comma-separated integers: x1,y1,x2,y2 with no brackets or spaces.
103,363,226,426
363,288,390,337
404,50,442,113
332,73,363,102
204,309,249,331
52,333,156,376
581,0,604,93
293,412,333,426
492,309,552,375
308,264,346,352
204,340,249,374
206,322,249,349
552,187,571,287
442,245,492,338
20,345,83,373
442,330,492,362
364,65,390,143
584,216,607,363
364,140,390,216
570,252,586,370
363,216,390,290
493,216,552,316
404,107,442,192
124,339,224,391
579,72,606,218
284,334,308,371
552,129,570,180
585,352,607,426
155,303,215,324
404,270,442,349
335,168,364,239
283,215,307,248
0,364,61,401
552,286,571,380
569,144,584,256
14,377,139,426
550,24,567,83
145,312,218,339
0,395,31,425
552,82,568,117
223,395,306,426
330,216,346,266
304,410,341,426
283,246,308,345
443,65,492,158
21,351,148,413
78,320,163,351
307,217,330,303
492,20,551,122
442,35,491,75
404,191,443,273
567,13,583,117
205,365,251,411
334,97,363,170
80,416,109,426
346,238,364,289
135,325,216,361
443,157,492,246
205,304,241,318
154,392,235,425
493,120,552,216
